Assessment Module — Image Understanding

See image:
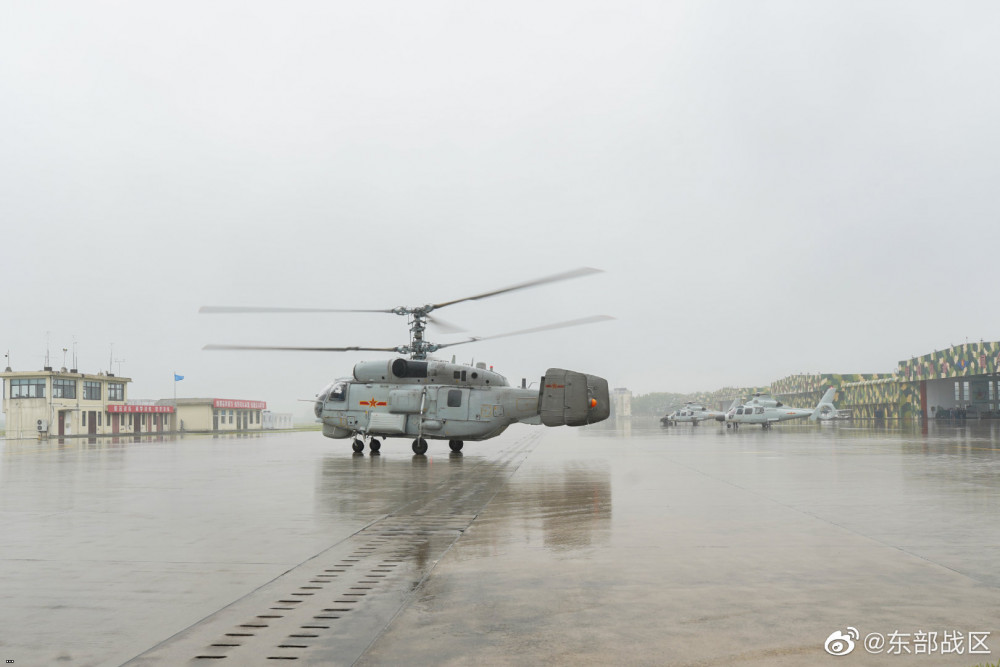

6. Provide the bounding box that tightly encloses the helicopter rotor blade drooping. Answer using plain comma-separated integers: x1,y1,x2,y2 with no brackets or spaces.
429,267,602,309
433,315,615,350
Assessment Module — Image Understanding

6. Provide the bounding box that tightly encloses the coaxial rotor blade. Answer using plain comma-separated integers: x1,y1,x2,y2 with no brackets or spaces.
203,344,400,352
200,306,393,314
434,315,614,349
426,314,467,334
431,267,602,309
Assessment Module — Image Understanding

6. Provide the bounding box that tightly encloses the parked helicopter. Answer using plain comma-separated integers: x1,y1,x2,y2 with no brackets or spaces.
660,402,726,426
814,393,851,421
726,388,836,429
201,268,613,454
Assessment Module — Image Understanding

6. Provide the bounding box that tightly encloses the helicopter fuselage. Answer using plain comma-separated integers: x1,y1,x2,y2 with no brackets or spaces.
725,387,837,430
314,358,609,447
661,402,726,426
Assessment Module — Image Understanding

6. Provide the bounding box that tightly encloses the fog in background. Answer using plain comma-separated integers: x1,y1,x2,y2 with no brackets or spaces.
3,1,998,419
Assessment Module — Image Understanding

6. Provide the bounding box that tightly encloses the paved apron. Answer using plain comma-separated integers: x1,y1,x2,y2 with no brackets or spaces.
125,432,539,666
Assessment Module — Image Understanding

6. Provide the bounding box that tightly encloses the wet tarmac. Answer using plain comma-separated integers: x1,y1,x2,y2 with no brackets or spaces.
1,420,999,666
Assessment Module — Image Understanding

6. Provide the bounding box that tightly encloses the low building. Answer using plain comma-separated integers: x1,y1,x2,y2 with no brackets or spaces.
262,410,294,430
1,366,273,438
0,367,146,439
166,398,267,433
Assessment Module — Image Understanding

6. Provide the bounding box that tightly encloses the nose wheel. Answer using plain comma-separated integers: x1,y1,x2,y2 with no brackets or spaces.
448,439,464,452
412,438,428,455
369,438,381,452
352,438,364,453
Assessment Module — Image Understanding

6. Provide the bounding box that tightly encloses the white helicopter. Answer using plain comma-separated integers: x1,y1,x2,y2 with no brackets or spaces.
726,387,836,430
814,397,852,421
660,402,726,426
202,268,613,454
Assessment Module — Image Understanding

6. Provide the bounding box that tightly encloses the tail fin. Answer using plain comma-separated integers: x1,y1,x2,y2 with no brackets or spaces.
810,387,837,421
539,368,610,426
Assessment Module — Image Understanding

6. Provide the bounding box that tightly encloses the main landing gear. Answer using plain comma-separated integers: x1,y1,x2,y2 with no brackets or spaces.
449,439,464,452
353,437,381,453
412,438,428,455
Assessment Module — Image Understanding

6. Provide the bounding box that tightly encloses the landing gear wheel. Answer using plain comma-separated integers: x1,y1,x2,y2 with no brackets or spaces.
369,439,381,452
412,438,428,455
352,439,364,453
449,440,464,452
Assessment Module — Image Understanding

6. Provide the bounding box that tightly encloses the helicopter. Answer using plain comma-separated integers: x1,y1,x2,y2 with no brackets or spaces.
660,402,726,426
813,392,850,421
725,387,836,429
201,268,613,454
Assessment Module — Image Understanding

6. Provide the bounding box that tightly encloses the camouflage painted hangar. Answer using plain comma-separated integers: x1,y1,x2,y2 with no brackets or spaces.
700,342,1000,421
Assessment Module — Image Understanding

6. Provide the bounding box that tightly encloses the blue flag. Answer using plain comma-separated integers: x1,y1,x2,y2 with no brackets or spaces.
174,374,184,381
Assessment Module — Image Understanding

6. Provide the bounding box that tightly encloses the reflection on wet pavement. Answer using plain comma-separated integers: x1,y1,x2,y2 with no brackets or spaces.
2,420,1000,666
360,420,1000,667
460,460,612,555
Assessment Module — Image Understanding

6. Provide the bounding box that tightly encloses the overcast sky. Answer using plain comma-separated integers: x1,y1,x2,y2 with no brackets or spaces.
3,1,998,417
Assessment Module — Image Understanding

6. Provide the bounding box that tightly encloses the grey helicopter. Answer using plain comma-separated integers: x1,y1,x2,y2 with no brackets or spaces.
660,402,726,426
201,268,613,454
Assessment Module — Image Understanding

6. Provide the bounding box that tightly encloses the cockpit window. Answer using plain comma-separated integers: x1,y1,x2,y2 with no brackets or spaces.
330,382,347,401
736,408,744,415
